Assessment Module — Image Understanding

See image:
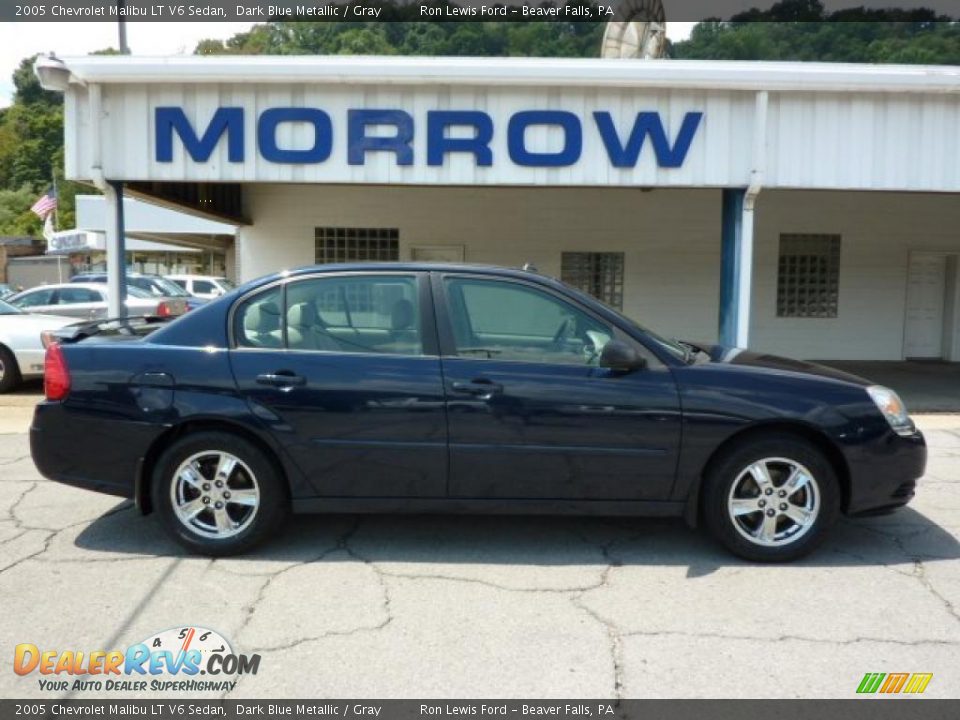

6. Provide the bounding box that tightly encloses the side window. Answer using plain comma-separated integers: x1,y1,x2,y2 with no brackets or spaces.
57,287,100,304
444,278,613,366
193,280,216,294
169,279,187,290
286,275,423,355
234,287,283,349
14,289,54,308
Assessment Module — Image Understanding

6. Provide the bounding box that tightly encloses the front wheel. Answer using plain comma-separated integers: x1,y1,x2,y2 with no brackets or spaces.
702,435,841,562
152,431,288,556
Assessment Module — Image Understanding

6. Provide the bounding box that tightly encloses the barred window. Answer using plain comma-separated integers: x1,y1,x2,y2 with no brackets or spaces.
777,234,841,318
315,227,399,264
560,252,625,310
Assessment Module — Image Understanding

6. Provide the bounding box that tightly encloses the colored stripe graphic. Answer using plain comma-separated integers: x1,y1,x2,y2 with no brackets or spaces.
857,673,886,694
903,673,933,694
880,673,909,693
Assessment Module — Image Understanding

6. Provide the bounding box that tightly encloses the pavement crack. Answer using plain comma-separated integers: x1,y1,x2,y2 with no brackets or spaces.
618,628,958,647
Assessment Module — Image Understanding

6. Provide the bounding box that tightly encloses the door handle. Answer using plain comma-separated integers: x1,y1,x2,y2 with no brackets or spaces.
256,371,306,388
451,379,503,399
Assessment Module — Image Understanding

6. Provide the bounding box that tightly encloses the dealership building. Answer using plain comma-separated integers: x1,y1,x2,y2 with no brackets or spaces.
39,54,960,362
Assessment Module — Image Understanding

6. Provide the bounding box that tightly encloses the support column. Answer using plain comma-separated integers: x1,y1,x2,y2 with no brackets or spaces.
719,188,746,347
104,181,128,318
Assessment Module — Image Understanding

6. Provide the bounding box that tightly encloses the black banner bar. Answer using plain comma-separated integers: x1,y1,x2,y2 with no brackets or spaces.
5,0,959,23
3,700,960,720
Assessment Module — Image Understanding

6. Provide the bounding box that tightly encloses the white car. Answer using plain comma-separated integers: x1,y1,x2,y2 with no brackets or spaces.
6,282,188,320
0,298,76,393
165,274,235,300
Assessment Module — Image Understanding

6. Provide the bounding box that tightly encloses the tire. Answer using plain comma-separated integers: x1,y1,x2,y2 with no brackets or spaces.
0,345,22,394
702,434,841,562
152,431,289,556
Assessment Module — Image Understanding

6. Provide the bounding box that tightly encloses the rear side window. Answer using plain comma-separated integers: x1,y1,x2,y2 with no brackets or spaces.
234,287,283,348
232,275,424,356
57,287,101,304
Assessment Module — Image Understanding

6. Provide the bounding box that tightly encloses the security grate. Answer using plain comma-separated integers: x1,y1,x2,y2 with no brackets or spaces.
561,252,625,310
315,227,399,264
777,234,841,318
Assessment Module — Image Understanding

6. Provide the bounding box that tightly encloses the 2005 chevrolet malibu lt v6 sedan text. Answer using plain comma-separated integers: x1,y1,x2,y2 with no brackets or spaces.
29,264,926,562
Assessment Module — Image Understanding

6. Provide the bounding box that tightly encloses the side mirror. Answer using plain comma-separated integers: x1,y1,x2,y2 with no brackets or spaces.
600,340,647,373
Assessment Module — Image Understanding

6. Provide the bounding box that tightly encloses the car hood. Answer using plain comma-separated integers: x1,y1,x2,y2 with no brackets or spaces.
697,344,872,387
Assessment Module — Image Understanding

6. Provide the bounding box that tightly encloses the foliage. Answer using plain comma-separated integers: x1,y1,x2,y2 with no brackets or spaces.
671,3,960,63
2,17,959,238
194,22,604,58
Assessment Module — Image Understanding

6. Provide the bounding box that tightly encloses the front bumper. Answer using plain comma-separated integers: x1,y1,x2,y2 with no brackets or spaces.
30,401,163,499
844,427,926,516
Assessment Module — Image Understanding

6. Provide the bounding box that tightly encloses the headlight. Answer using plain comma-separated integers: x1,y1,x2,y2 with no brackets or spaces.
867,385,915,436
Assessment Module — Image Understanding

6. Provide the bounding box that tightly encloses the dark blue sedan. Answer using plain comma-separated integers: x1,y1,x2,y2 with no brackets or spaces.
30,264,926,561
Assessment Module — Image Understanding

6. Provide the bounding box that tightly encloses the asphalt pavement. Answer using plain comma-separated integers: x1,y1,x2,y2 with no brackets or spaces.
1,388,957,699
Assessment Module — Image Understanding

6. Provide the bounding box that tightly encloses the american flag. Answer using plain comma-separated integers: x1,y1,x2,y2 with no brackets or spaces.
30,187,58,219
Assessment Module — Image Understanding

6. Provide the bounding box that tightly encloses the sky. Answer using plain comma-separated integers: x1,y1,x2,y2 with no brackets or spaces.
0,21,697,108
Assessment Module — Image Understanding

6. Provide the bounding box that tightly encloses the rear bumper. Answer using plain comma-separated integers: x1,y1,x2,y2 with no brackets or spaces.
844,428,926,516
30,402,163,499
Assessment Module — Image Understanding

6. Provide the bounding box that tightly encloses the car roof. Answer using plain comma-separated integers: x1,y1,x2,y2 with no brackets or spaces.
281,262,551,281
16,282,105,293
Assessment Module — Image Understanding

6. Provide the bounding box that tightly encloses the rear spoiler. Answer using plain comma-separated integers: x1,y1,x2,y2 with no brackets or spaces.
44,315,174,346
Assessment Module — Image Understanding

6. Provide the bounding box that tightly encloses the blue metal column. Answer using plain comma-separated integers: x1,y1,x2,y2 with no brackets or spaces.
105,180,128,318
719,188,745,347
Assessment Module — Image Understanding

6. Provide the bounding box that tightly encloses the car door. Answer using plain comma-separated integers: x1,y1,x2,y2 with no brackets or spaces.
434,273,681,500
229,272,448,498
54,286,107,319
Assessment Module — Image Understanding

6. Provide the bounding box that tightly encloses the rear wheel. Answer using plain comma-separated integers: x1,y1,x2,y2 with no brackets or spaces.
0,345,21,394
702,435,841,562
152,431,288,556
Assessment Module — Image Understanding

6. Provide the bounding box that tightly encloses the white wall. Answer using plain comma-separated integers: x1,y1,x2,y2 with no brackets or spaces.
239,184,960,361
239,185,722,344
751,190,960,361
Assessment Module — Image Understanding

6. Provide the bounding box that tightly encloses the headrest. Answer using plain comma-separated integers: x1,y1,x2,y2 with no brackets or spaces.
244,301,280,334
391,298,415,331
287,302,319,328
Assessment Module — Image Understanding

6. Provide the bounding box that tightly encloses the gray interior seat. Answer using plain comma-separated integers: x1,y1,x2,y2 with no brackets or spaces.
287,302,341,351
243,301,283,348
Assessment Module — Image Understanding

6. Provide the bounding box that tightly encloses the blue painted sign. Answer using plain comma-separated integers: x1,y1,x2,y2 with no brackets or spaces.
155,107,703,169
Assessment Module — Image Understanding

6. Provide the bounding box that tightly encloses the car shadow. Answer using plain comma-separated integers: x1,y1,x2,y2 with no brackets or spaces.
73,502,960,576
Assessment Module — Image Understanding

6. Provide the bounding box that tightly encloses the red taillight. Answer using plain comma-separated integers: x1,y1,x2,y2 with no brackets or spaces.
156,301,172,318
44,343,71,401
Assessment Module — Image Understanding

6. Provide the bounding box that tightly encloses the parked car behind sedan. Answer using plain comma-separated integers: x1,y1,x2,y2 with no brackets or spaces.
30,263,926,562
71,272,205,311
165,274,235,300
0,298,76,392
7,282,188,320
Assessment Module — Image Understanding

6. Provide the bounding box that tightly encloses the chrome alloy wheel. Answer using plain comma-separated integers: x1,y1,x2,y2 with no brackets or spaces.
727,457,820,547
0,356,5,383
170,451,260,539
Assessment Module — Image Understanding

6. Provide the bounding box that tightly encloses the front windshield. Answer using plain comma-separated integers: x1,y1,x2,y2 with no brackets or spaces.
217,278,236,290
0,299,22,315
557,279,689,362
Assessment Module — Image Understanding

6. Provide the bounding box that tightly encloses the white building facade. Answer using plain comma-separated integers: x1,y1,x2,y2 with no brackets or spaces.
46,55,960,361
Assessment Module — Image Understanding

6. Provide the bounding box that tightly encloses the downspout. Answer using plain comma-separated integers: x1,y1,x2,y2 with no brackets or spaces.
88,83,127,317
735,90,768,348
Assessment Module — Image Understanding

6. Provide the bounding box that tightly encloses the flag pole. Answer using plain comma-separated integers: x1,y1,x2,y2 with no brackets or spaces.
52,173,59,231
